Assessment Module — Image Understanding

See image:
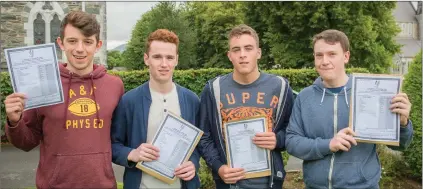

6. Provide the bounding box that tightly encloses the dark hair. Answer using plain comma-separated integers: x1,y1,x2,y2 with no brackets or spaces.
60,11,100,42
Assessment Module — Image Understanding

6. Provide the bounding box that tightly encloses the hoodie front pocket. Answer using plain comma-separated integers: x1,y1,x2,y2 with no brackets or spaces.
48,152,116,189
332,162,366,187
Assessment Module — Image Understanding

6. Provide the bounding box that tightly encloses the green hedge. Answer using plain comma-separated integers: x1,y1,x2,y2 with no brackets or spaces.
402,52,422,179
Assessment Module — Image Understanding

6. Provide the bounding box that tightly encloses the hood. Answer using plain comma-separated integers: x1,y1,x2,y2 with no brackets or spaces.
59,63,106,79
312,75,352,106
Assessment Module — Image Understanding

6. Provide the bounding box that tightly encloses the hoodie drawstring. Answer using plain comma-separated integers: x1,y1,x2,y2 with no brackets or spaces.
344,87,349,107
320,88,326,105
64,72,73,129
90,73,100,124
319,87,350,107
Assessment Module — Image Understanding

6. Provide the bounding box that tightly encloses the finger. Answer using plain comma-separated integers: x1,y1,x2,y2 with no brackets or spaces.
340,134,357,146
143,144,160,152
253,136,276,141
5,102,24,110
142,146,160,157
391,96,409,105
255,132,274,137
391,108,408,116
340,128,356,136
337,137,351,149
7,93,27,99
394,93,408,100
389,102,408,110
177,170,195,180
175,165,194,175
5,106,23,114
253,141,275,146
4,96,25,104
336,142,349,151
227,167,244,173
226,174,245,183
225,170,245,178
140,151,158,161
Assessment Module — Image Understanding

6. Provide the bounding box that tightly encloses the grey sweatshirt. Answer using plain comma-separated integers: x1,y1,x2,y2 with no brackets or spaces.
285,76,413,189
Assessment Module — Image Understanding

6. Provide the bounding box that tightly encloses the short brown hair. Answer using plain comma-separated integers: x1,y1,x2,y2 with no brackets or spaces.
60,11,100,42
145,29,179,54
312,29,350,52
228,24,260,47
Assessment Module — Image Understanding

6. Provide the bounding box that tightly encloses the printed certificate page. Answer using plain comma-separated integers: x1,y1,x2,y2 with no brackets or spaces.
350,74,401,146
4,43,64,110
224,117,271,179
137,112,203,184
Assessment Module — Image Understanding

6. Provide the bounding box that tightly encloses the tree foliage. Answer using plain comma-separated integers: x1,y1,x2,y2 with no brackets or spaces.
243,2,401,72
107,50,123,69
122,2,197,70
123,2,400,73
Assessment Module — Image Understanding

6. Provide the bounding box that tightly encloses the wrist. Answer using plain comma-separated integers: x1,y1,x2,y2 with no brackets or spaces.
400,119,409,128
7,117,20,127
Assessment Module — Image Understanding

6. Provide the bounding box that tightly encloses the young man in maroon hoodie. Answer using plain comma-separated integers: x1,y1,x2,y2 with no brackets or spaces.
3,11,123,189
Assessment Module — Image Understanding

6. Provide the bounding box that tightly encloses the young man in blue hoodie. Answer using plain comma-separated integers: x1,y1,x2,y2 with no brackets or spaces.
111,29,201,189
197,24,294,189
285,29,414,189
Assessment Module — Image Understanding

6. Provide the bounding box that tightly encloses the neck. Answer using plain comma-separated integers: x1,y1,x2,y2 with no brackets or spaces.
149,78,173,94
323,73,349,88
66,63,93,76
233,69,260,85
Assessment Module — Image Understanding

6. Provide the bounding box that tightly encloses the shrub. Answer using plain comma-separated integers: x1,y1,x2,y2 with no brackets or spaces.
401,52,422,180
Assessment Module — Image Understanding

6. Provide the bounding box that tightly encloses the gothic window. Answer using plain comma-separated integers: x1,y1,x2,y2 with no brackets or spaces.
33,13,45,44
51,14,62,59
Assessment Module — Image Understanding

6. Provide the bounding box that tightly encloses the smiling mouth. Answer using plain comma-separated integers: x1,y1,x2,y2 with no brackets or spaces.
73,55,87,60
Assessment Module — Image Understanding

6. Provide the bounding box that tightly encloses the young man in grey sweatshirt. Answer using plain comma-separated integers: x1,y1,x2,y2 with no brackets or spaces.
285,29,414,189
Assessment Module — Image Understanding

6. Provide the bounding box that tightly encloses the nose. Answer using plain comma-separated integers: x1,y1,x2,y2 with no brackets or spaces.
160,58,168,67
240,49,247,59
75,41,84,53
322,54,330,65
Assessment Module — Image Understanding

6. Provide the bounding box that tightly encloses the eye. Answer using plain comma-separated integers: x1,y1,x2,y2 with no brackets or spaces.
85,41,93,45
167,56,174,60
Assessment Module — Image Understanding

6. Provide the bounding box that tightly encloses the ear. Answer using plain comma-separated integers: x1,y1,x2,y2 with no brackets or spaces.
95,40,103,52
175,54,179,67
57,37,65,51
257,48,262,59
227,51,232,62
144,53,149,67
344,51,350,64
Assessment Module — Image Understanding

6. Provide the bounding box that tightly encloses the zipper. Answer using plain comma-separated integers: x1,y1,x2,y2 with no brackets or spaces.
269,82,288,188
209,81,227,158
328,94,338,189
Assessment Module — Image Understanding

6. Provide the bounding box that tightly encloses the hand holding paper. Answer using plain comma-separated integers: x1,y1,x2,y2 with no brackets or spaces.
128,143,160,162
252,132,276,150
174,161,195,181
218,165,245,184
329,128,357,152
4,93,27,125
389,93,411,126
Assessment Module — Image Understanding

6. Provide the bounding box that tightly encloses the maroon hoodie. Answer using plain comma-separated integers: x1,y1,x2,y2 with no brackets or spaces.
6,63,124,189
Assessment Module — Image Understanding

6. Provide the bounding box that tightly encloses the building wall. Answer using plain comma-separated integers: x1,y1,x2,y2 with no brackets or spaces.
0,2,107,71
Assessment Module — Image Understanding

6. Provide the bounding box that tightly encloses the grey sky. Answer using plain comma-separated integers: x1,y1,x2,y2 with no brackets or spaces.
106,2,157,50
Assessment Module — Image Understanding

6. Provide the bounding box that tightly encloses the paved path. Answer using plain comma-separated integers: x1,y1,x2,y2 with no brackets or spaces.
0,144,302,188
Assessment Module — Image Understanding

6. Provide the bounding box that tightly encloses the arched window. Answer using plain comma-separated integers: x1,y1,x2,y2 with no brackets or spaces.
33,13,45,44
51,14,62,59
